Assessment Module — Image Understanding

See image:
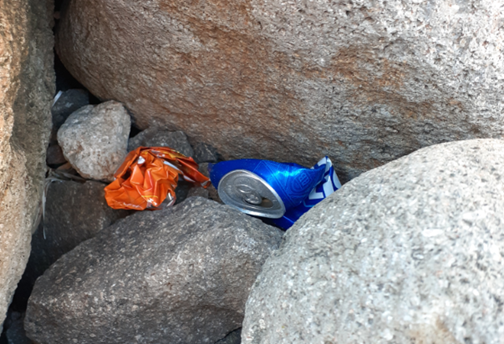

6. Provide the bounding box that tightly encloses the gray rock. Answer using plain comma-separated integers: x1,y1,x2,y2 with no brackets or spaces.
45,144,67,166
198,162,210,177
129,129,194,158
215,329,241,344
193,143,218,164
51,89,89,131
21,180,129,291
57,101,131,181
6,313,32,344
127,127,157,152
242,139,504,344
145,131,194,158
25,197,283,344
57,0,504,182
0,0,54,327
199,163,222,204
187,186,209,199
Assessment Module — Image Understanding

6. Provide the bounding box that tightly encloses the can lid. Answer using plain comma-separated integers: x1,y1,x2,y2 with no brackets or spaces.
218,169,286,219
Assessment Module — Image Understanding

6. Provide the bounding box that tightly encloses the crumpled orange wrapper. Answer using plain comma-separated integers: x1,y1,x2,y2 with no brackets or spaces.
104,147,210,210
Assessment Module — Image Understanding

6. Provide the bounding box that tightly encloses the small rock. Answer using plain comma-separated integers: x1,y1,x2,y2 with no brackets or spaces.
193,142,218,163
51,89,89,130
54,162,80,178
57,101,130,181
128,129,194,158
25,198,283,344
46,144,67,166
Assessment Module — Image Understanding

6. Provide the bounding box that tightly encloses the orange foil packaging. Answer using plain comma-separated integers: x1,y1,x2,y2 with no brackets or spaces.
104,147,210,210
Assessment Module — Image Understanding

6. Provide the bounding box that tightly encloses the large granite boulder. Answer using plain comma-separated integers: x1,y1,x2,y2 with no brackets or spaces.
19,180,130,294
0,0,54,327
56,0,504,181
57,101,130,181
25,197,283,344
242,139,504,344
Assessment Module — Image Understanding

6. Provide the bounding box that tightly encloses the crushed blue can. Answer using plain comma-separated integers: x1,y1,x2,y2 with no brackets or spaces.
208,157,341,229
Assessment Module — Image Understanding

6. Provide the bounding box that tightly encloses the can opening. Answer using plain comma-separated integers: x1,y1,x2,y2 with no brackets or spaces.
217,169,286,218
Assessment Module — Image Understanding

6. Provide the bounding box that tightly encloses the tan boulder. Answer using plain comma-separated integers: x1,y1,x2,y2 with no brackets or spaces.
56,0,504,181
0,0,54,326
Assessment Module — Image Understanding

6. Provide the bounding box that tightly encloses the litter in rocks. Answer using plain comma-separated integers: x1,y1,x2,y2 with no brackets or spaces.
104,147,209,210
209,156,341,229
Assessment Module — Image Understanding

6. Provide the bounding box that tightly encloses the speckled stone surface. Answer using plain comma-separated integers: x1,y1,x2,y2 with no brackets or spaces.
57,0,504,182
51,89,89,135
0,0,54,328
193,143,219,164
22,180,129,290
25,197,283,344
57,101,130,181
187,186,210,199
199,163,222,204
242,139,504,344
215,328,242,344
128,129,194,158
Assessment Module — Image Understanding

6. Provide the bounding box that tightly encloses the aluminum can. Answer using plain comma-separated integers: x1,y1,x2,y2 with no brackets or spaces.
209,159,326,219
271,156,341,228
209,157,341,229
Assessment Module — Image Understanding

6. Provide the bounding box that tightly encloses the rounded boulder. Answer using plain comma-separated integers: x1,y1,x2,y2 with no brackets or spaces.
56,0,504,181
57,101,130,181
242,139,504,344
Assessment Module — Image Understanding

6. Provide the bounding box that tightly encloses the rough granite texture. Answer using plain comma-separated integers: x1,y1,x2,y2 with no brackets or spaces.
0,0,54,327
21,180,130,291
193,142,219,164
57,101,130,181
199,163,222,204
128,129,194,157
50,88,89,139
57,0,504,181
25,197,283,344
215,329,242,344
242,139,504,344
187,186,210,199
127,127,157,152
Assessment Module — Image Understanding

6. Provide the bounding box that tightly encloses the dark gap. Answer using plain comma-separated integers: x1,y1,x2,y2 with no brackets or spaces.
54,53,100,104
54,0,64,11
130,123,142,138
54,53,82,92
53,0,99,103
